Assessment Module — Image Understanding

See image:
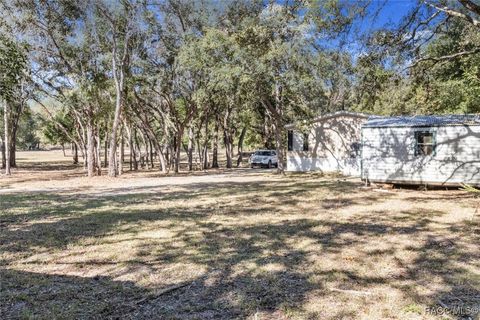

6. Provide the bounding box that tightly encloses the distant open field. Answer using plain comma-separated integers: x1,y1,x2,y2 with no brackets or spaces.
1,151,479,319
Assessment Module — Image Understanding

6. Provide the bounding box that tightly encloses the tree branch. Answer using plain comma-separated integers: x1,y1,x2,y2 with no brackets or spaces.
458,0,480,16
424,1,480,27
408,47,480,69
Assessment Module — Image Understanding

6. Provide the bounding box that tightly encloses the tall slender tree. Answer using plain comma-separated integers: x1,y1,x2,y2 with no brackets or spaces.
0,35,27,175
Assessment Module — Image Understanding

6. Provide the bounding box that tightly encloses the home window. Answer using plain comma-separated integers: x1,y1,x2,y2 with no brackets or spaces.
303,133,309,151
415,131,435,156
287,130,293,151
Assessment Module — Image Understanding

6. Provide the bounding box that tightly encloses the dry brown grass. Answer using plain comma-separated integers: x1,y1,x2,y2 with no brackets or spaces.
1,151,479,319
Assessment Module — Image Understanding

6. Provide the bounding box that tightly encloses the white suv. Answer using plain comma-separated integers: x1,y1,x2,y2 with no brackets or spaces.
250,150,278,169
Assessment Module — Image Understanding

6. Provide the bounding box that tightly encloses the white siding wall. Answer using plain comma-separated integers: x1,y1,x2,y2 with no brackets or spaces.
362,125,480,185
292,132,304,151
287,154,361,176
287,115,366,176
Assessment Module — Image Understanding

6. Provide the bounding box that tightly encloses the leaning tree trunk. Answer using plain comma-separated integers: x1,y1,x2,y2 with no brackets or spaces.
145,131,167,173
158,146,167,173
4,100,11,175
149,139,154,168
141,131,150,170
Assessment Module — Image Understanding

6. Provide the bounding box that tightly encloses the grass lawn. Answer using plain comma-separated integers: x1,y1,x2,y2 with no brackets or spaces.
1,151,479,319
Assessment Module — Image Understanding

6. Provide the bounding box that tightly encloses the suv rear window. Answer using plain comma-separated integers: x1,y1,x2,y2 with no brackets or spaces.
255,151,271,156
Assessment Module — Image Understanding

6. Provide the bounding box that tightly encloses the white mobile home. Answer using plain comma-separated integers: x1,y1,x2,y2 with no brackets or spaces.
361,115,480,186
286,111,369,176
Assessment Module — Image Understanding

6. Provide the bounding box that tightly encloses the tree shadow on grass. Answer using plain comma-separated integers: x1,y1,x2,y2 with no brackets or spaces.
0,265,317,319
0,268,150,319
4,213,476,319
0,177,363,229
0,177,391,263
1,178,479,318
395,221,480,319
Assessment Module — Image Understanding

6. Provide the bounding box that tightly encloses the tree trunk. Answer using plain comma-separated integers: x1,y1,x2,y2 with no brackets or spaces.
212,118,219,168
104,131,108,168
158,146,167,173
108,52,124,177
73,143,79,164
263,116,270,148
133,129,139,170
173,137,182,173
62,144,66,157
108,116,121,176
223,109,235,169
9,131,16,168
273,118,284,173
224,129,233,169
142,132,150,170
202,118,209,170
1,137,6,169
118,128,124,175
142,128,167,173
174,130,182,173
203,144,209,170
196,139,203,170
187,126,194,171
236,126,247,167
273,83,285,174
4,100,11,175
128,126,133,171
86,122,95,177
9,101,22,168
74,120,88,170
95,131,101,175
149,139,154,168
166,144,170,169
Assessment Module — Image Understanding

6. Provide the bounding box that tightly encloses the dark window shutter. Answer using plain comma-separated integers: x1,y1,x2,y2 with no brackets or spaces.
287,130,293,151
303,133,309,151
